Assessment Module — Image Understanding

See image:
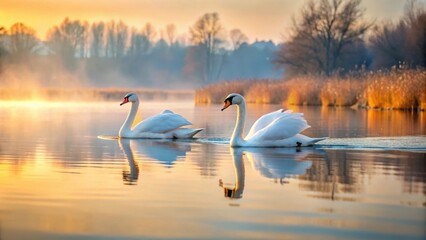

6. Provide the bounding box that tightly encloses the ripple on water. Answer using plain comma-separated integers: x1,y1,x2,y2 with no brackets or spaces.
97,135,119,140
316,136,426,151
195,137,230,145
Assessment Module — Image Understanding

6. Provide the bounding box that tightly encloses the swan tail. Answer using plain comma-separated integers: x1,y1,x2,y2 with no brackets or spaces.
172,128,204,139
162,109,174,114
307,137,328,145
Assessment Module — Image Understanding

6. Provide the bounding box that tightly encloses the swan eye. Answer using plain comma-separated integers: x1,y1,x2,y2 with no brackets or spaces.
224,95,235,104
125,93,133,99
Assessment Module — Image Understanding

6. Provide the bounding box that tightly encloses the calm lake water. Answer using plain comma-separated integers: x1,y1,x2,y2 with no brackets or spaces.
0,101,425,239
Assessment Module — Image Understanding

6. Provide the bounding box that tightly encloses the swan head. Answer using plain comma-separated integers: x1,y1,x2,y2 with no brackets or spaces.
221,93,244,111
120,93,138,106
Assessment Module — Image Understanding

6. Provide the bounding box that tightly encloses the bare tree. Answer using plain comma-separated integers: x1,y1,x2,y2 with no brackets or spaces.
369,21,407,68
128,23,156,57
0,26,7,72
9,23,39,59
405,2,426,67
142,23,156,44
106,20,128,58
46,18,87,69
229,29,248,51
0,27,7,50
141,23,156,52
80,21,90,58
165,24,176,46
369,0,425,68
91,22,105,58
189,12,226,83
128,28,143,57
275,0,371,76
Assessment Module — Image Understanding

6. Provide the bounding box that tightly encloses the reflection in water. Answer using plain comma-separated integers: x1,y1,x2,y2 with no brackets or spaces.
118,139,192,185
219,148,315,199
219,148,245,199
131,140,191,166
300,149,426,203
245,147,313,182
118,139,140,185
285,106,426,138
218,147,426,206
366,109,426,137
0,103,425,239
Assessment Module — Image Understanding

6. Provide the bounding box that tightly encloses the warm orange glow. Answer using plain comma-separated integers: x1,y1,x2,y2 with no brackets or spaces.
3,0,298,41
1,0,409,41
0,100,79,108
0,88,194,102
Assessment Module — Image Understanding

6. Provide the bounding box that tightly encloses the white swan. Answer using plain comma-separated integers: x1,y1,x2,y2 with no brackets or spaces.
119,93,203,138
221,93,327,147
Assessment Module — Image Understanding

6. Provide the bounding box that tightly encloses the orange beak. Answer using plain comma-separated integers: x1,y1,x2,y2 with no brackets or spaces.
120,98,129,106
221,100,231,111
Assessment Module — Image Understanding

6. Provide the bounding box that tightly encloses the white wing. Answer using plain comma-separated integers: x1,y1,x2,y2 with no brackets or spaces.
246,113,310,142
246,109,285,139
132,110,192,133
246,109,305,139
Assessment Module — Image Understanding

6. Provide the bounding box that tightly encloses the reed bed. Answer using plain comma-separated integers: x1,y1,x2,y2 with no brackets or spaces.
195,69,426,110
195,80,255,104
363,70,426,109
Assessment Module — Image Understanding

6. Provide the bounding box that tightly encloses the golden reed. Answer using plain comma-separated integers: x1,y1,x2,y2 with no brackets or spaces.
195,69,426,110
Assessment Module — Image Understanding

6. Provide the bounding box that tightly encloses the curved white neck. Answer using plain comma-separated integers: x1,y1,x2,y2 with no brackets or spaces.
230,101,246,146
120,100,139,135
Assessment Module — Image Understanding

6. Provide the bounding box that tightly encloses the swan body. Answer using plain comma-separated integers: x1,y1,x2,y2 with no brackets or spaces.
119,93,203,139
221,93,327,147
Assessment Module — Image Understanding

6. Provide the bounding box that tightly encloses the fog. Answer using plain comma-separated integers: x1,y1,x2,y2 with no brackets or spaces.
0,43,280,100
0,17,281,102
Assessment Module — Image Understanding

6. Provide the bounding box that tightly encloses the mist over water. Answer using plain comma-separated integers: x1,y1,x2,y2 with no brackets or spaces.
0,33,279,98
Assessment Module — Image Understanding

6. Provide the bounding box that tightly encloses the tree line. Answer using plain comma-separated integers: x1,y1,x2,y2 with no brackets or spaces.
0,0,424,89
276,0,425,77
0,14,278,88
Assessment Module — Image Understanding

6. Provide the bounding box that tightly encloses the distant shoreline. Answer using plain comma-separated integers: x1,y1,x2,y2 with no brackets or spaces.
0,88,194,102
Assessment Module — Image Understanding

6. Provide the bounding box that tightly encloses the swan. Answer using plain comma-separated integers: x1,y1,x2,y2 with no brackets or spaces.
221,93,327,147
119,93,203,138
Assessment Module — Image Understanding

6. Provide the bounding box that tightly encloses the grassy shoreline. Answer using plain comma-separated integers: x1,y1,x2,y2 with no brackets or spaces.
195,69,426,110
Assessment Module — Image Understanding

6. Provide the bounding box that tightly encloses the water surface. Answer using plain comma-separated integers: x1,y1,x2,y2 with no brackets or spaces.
0,101,425,239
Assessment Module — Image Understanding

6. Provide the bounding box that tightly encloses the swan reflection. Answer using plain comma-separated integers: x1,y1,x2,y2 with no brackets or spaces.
118,139,191,185
245,148,313,182
119,139,140,185
219,148,245,199
220,147,315,199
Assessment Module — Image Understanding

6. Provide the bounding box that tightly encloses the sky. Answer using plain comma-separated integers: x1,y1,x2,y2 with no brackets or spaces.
1,0,422,43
